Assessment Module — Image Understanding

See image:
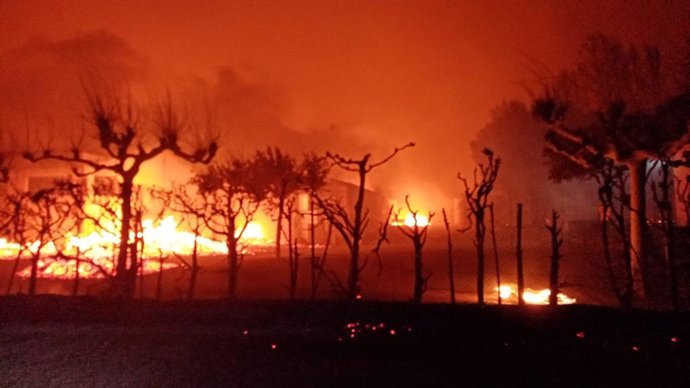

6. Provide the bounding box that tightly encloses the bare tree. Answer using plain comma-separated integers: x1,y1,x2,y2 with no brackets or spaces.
392,196,434,303
651,159,687,311
24,89,217,298
283,196,300,298
533,34,690,298
2,184,76,296
255,147,300,260
299,153,331,299
596,162,634,309
194,159,265,299
153,184,207,299
315,142,414,300
458,148,501,305
489,203,501,305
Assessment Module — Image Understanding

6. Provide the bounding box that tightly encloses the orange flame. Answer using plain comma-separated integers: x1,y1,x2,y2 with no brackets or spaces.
496,284,576,305
1,215,270,280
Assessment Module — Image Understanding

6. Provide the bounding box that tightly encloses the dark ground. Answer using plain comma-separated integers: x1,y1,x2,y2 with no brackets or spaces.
1,296,690,388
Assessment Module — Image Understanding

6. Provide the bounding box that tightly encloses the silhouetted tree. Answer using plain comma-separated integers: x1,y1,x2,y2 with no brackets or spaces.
650,157,690,311
24,88,217,298
2,184,77,296
153,184,207,299
255,147,300,260
533,33,690,297
393,196,434,303
194,159,265,299
299,153,331,298
596,161,634,309
459,148,501,305
316,142,414,300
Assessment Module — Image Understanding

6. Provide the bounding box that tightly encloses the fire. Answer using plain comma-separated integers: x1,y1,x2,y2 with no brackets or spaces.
239,221,265,241
392,212,431,227
0,215,270,280
496,284,576,305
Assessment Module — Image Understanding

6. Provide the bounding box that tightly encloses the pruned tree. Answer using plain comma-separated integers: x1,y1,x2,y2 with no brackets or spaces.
459,148,501,305
546,209,564,307
3,183,77,296
50,179,89,296
152,184,207,299
650,156,690,311
596,161,634,309
315,142,415,300
23,88,217,298
255,147,301,260
392,196,434,303
283,195,300,298
194,159,265,299
532,33,690,298
299,153,331,298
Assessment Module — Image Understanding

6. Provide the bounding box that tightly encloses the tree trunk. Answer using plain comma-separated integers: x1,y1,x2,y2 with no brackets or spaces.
275,190,286,260
310,195,317,299
287,211,297,298
489,204,501,305
412,239,424,303
548,210,561,307
658,163,679,311
476,211,485,305
115,179,134,298
156,254,164,301
72,255,81,297
6,249,23,295
628,159,649,296
29,253,39,296
188,223,200,299
347,163,367,300
226,211,241,300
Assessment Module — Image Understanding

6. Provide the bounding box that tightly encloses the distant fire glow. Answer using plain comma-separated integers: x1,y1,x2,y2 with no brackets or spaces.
497,285,576,305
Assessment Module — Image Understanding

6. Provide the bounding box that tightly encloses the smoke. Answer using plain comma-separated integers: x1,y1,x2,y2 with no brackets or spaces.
0,1,687,209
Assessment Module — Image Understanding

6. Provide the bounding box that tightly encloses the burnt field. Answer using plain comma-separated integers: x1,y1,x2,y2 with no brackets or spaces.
1,296,690,387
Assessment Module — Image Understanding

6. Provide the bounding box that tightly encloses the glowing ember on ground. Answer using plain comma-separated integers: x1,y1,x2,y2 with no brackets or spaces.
495,284,576,305
1,215,271,280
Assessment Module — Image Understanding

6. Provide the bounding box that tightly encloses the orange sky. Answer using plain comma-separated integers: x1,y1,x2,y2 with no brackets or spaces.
1,0,688,203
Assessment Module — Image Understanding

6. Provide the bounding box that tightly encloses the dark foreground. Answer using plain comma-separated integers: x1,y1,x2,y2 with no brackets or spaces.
1,297,690,388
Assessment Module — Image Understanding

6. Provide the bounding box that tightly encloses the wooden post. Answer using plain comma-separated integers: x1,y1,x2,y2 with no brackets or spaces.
489,203,501,305
442,208,456,304
516,203,525,306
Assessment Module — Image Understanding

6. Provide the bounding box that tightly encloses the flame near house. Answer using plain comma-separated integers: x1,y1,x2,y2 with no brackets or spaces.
0,215,269,280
